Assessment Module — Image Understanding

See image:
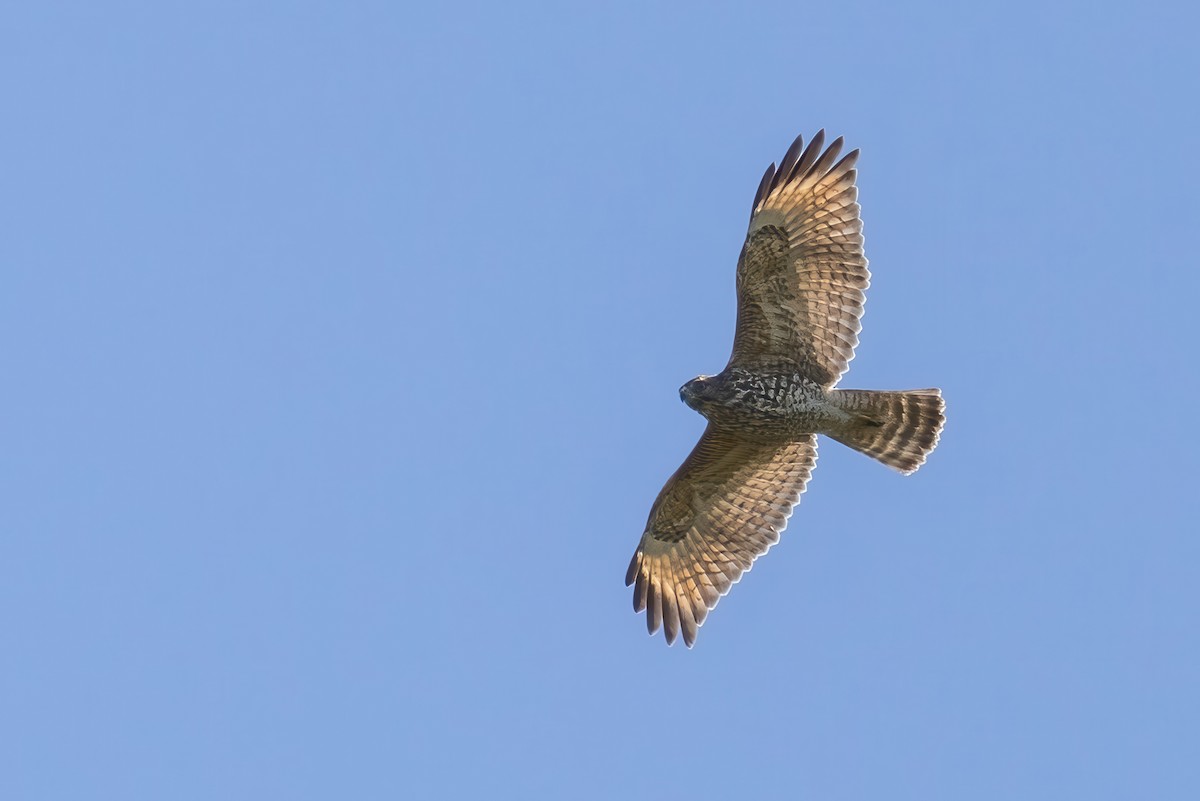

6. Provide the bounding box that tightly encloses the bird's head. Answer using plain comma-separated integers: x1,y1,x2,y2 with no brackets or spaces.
679,375,713,411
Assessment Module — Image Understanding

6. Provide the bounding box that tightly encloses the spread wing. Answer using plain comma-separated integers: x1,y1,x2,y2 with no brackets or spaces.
625,427,818,647
729,131,870,387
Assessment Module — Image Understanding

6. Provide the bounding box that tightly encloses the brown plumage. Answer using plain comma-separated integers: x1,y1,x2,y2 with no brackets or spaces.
627,131,946,647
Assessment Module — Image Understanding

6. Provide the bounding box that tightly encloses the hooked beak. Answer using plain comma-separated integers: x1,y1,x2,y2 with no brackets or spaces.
679,376,707,408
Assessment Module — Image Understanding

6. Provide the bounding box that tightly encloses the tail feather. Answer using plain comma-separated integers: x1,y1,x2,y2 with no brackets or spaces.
828,388,945,474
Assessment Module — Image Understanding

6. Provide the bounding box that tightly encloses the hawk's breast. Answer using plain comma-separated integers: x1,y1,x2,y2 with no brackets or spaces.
700,369,846,440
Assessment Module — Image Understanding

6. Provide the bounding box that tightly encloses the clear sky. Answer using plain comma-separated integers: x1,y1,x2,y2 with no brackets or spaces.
3,1,1197,798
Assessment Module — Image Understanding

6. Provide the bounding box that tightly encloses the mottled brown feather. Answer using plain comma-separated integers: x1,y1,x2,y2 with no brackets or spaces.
626,427,818,647
731,138,869,386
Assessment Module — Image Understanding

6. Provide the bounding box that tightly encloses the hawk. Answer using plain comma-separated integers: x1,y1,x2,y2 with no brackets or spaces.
626,131,945,647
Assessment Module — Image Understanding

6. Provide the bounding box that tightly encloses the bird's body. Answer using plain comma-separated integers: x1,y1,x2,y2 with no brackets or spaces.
626,131,946,647
681,369,849,442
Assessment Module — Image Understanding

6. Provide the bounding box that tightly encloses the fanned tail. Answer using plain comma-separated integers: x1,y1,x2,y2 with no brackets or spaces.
828,388,945,474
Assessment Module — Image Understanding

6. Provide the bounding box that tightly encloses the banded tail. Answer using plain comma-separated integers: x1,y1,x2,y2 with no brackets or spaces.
828,389,945,474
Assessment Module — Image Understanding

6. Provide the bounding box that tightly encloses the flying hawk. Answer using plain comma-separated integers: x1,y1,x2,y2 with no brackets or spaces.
626,131,945,647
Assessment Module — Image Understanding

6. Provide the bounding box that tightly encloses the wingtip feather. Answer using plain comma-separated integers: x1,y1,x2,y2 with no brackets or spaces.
632,562,648,612
661,583,680,645
752,162,776,216
751,130,861,218
646,581,663,635
777,134,806,183
624,551,639,587
792,129,825,180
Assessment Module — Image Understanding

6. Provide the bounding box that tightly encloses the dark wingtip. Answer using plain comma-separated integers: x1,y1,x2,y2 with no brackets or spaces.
832,148,861,173
826,135,846,163
646,583,663,635
751,162,776,217
755,130,855,213
803,134,845,181
679,605,698,648
632,565,648,612
793,129,826,179
662,591,679,645
777,134,806,183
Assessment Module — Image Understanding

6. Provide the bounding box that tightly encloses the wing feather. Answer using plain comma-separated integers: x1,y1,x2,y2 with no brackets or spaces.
626,426,818,647
790,129,827,181
731,134,869,385
777,133,809,184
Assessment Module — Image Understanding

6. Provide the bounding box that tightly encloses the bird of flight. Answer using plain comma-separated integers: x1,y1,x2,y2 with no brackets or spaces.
626,131,945,647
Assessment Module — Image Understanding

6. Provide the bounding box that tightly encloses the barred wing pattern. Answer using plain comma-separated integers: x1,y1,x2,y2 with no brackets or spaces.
731,131,870,386
625,428,818,647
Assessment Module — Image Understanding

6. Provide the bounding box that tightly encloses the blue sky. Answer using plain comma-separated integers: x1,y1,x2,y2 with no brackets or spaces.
3,1,1197,798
